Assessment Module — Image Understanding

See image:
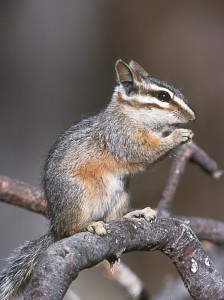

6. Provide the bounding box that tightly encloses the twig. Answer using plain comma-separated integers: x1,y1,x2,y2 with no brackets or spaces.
157,144,191,216
0,176,47,216
152,275,190,300
0,140,223,300
100,260,150,300
65,289,83,300
177,216,224,246
1,175,224,246
189,142,223,178
23,217,224,300
157,141,223,216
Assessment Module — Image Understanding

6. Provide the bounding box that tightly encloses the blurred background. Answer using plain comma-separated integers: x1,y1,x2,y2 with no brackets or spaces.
0,1,223,299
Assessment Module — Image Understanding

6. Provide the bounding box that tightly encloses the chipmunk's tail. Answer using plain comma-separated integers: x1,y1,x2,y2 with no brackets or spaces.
0,232,53,300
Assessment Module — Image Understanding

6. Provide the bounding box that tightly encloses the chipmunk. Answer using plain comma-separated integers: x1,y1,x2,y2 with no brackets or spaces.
0,59,195,299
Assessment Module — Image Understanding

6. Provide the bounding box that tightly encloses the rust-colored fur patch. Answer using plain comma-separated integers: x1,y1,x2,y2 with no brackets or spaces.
74,162,105,182
73,152,142,183
73,154,120,201
134,129,161,150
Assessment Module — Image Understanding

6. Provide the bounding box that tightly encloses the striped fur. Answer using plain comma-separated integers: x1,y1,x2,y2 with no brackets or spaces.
0,59,195,300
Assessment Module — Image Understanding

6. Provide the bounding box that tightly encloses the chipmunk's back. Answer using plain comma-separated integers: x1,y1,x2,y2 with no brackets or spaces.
0,59,195,300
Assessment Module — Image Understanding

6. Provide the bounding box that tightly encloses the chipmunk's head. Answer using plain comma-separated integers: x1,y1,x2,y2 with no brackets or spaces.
113,59,195,132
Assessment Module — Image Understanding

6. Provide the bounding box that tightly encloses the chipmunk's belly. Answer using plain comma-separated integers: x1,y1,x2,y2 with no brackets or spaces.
90,173,128,221
104,174,124,202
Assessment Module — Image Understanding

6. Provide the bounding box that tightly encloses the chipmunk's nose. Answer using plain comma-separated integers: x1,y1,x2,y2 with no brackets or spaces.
187,105,196,121
189,110,196,121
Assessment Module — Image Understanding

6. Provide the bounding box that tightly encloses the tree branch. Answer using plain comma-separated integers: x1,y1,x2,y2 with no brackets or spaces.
157,141,223,217
24,217,224,300
0,176,47,216
100,260,150,300
157,144,191,216
1,175,223,246
178,216,224,246
152,243,224,300
0,141,223,300
189,143,223,178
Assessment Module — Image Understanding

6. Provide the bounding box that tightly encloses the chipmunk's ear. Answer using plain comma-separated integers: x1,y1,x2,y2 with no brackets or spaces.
129,60,148,77
115,59,142,93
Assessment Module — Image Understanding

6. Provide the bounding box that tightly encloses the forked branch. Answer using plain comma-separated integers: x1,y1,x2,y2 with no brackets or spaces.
23,218,224,300
0,141,223,300
157,141,223,216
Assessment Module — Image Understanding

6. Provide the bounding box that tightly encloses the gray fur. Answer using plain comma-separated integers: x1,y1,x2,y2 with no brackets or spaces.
0,59,195,299
0,233,53,300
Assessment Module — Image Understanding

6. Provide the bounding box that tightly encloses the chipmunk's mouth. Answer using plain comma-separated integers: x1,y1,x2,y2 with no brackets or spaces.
171,122,180,126
169,123,182,129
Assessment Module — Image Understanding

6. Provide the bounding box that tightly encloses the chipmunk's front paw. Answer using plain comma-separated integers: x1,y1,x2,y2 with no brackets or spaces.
86,221,107,236
123,207,157,222
172,128,194,144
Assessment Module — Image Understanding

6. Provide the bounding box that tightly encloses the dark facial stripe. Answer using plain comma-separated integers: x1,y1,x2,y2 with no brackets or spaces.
116,92,175,111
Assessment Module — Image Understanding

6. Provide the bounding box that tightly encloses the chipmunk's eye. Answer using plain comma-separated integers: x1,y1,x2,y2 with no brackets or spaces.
156,91,171,102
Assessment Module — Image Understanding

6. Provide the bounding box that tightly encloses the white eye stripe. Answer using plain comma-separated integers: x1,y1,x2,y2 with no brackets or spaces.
173,95,191,111
120,93,171,108
137,95,171,108
149,85,193,115
116,85,192,112
149,84,174,99
116,83,174,98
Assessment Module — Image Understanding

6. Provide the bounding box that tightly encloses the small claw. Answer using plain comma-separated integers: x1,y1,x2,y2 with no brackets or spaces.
141,207,157,221
86,221,107,236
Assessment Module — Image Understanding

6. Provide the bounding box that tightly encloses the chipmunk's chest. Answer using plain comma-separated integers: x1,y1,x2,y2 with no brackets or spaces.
86,172,129,221
73,155,130,207
102,173,125,203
